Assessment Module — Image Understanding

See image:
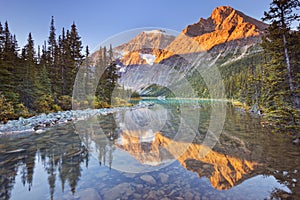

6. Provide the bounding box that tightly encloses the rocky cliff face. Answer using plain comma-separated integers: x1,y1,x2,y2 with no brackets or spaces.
183,6,267,38
155,6,268,63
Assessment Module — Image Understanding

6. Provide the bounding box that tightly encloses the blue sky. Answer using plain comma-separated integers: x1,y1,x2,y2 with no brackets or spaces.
0,0,271,51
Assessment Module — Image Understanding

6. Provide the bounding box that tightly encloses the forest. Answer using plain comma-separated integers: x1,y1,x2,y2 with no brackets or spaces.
0,17,120,122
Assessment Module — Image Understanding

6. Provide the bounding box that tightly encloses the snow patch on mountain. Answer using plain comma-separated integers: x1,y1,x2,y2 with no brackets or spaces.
143,30,167,34
140,53,156,65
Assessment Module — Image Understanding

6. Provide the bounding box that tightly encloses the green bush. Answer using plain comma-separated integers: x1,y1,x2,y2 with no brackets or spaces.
0,94,15,122
58,95,72,110
35,94,55,113
15,103,30,118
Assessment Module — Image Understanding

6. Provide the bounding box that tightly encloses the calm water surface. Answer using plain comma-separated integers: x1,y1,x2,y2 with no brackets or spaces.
0,100,299,200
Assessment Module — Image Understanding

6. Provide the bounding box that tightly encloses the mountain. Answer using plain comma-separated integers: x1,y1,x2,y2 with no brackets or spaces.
115,30,176,66
155,5,268,63
91,6,268,92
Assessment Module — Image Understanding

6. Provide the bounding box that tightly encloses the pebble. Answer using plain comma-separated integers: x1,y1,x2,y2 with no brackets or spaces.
132,193,142,199
194,195,201,200
135,184,144,191
158,173,169,184
184,191,194,200
146,191,158,200
140,175,156,185
168,189,177,196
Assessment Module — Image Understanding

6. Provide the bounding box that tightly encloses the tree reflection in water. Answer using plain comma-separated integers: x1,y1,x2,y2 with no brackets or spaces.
0,124,88,200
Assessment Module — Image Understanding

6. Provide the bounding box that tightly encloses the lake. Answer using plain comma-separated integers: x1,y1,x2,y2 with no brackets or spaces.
0,99,299,200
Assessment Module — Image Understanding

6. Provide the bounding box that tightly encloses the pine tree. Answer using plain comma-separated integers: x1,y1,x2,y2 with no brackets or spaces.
47,16,58,95
21,33,38,109
64,23,83,96
262,0,300,109
95,46,119,105
262,0,300,132
0,21,19,104
48,16,56,64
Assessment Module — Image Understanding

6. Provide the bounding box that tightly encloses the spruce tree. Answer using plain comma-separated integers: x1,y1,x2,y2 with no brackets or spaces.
262,0,300,132
47,16,59,95
262,0,300,109
64,23,83,96
0,21,19,104
22,33,38,109
95,46,119,105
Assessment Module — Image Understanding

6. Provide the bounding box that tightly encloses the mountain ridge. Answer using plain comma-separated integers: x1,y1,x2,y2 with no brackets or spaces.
155,5,268,63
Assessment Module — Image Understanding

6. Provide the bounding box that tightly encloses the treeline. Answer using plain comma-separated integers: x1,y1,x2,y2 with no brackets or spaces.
0,17,120,122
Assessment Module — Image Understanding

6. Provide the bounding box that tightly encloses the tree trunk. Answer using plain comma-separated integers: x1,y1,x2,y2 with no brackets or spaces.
282,33,300,109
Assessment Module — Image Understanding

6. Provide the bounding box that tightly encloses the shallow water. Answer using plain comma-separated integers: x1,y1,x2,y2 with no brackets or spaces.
0,99,299,200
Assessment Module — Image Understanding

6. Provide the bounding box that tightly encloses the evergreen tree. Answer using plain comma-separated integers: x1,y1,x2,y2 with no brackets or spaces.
64,23,83,96
22,33,38,109
95,46,120,105
262,0,300,132
48,16,56,64
262,0,300,109
47,16,59,95
0,21,19,104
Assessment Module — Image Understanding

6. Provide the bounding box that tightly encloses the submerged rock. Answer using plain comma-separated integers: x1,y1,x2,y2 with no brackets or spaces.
140,175,157,185
158,173,169,184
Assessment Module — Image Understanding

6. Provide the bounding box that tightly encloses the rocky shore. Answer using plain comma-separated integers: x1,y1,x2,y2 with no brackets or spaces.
0,102,154,136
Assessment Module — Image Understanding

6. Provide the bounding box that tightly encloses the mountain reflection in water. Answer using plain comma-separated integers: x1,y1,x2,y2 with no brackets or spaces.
0,100,299,199
117,131,259,190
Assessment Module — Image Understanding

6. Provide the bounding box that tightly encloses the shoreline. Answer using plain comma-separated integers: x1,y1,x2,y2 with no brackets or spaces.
0,102,154,137
0,97,231,135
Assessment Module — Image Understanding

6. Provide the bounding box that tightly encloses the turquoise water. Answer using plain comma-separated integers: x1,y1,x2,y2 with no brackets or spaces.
0,100,299,199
